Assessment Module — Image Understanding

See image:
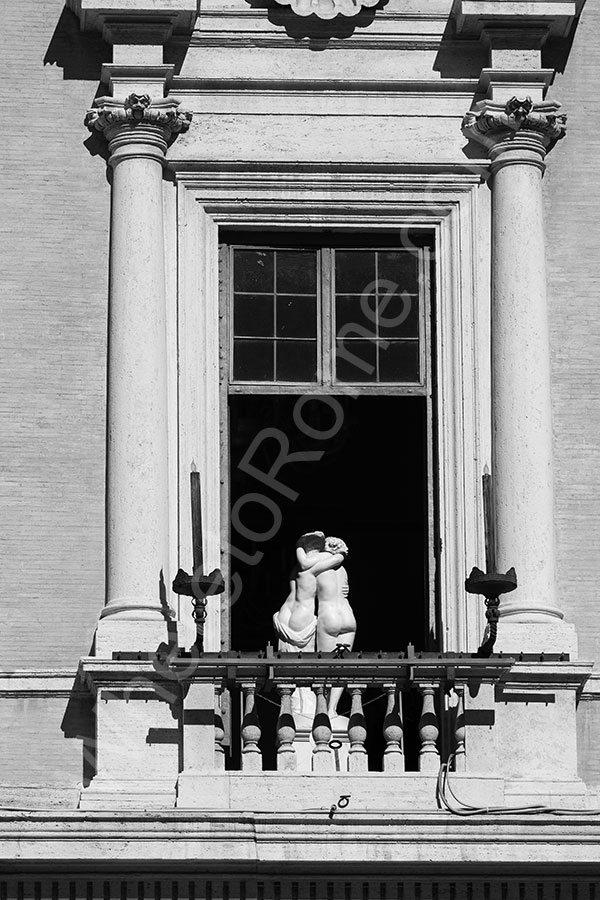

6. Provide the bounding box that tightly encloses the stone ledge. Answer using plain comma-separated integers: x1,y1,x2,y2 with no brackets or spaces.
1,809,600,866
67,0,198,36
175,772,504,813
454,1,582,39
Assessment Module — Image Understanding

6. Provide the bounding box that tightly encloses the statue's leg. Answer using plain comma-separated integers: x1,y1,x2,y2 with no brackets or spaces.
325,630,355,717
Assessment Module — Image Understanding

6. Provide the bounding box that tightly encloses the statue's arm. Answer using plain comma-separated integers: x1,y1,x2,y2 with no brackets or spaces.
296,546,309,569
311,552,344,575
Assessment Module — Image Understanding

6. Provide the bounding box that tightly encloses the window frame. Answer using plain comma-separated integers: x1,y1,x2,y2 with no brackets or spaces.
221,231,437,650
225,234,433,396
172,172,490,656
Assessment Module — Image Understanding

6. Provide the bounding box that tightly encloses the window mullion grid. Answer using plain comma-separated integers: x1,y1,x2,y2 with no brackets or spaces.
273,250,278,382
374,250,380,383
229,246,235,384
420,245,429,391
322,247,333,388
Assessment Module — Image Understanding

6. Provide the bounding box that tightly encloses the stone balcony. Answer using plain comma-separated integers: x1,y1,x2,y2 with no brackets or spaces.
78,651,593,813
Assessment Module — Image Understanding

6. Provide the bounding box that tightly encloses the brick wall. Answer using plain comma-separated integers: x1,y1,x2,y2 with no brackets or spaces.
545,5,600,665
0,1,110,671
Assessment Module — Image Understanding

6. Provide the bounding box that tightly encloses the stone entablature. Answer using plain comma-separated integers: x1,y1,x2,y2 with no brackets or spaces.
2,818,600,870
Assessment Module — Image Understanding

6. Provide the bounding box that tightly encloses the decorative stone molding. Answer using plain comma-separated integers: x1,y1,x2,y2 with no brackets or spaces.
272,0,378,20
85,93,192,138
462,96,567,151
67,0,198,35
454,0,583,39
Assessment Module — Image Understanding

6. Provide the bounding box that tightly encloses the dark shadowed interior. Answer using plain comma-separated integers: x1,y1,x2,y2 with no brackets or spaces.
228,394,432,653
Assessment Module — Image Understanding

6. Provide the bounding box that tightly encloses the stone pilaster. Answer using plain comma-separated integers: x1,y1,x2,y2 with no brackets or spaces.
462,97,577,655
86,94,192,656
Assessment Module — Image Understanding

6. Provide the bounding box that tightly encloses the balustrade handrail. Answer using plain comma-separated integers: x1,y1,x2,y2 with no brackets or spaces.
154,651,520,686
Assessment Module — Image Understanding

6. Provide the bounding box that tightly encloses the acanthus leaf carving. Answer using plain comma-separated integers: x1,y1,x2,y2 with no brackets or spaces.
85,93,192,137
462,96,567,151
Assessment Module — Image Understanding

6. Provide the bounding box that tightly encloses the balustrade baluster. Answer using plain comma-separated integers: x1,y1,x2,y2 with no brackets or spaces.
454,686,466,772
418,683,440,772
214,684,226,771
382,684,404,773
311,683,333,772
241,682,262,772
276,684,297,771
347,684,368,772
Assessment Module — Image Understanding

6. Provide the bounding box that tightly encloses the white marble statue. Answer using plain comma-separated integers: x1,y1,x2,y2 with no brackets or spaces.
315,536,355,717
272,531,346,652
273,532,355,719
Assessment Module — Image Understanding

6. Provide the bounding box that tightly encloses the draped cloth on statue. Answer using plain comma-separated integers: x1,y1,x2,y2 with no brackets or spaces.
272,611,317,652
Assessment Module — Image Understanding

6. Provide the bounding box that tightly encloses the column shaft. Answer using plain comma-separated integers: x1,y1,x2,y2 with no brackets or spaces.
106,147,169,617
461,98,576,653
85,95,191,655
491,149,558,620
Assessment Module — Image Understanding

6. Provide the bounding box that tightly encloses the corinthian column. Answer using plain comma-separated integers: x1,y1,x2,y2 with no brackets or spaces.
85,94,192,655
463,97,577,654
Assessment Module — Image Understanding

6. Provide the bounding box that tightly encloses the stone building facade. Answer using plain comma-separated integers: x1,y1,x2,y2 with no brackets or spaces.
1,0,600,895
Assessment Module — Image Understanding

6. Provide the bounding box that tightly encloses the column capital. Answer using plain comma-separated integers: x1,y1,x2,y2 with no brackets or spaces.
462,96,567,168
85,93,192,161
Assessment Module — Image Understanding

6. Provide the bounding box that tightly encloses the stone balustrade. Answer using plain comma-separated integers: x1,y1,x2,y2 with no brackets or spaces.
80,645,591,815
165,651,516,775
79,650,592,811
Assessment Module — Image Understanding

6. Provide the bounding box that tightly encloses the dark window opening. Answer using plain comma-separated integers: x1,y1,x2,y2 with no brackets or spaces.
228,394,431,653
227,394,431,772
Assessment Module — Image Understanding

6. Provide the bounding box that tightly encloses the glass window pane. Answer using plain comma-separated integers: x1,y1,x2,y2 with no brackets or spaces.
335,295,375,334
276,250,317,294
377,250,419,291
233,339,274,381
376,293,419,339
378,339,420,382
276,296,317,338
335,339,377,382
275,340,317,382
335,251,376,295
233,250,274,293
234,294,274,337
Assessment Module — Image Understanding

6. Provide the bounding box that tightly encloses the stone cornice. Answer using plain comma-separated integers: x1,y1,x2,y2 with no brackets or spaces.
1,810,600,865
67,0,198,36
85,93,192,137
462,95,567,151
454,0,584,40
0,670,81,698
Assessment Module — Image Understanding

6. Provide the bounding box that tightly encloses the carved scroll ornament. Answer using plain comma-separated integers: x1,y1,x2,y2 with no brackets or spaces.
462,96,567,150
85,93,192,136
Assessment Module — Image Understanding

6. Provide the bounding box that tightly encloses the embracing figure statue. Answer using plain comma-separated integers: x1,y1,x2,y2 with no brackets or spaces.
273,530,356,716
